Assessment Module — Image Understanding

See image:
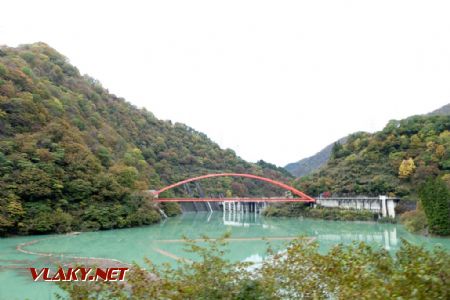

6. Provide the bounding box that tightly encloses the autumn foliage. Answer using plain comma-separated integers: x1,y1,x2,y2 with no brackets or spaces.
294,118,449,200
0,43,291,236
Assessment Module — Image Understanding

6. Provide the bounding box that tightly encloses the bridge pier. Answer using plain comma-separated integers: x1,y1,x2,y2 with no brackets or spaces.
178,200,272,213
221,201,267,214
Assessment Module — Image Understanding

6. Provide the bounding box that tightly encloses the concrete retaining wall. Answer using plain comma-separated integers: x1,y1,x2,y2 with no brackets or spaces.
316,196,398,218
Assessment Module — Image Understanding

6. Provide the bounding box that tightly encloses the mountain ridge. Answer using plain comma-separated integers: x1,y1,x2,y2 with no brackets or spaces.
427,103,450,116
284,136,348,177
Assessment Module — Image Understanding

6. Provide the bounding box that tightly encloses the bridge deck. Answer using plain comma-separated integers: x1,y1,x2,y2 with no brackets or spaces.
154,198,315,202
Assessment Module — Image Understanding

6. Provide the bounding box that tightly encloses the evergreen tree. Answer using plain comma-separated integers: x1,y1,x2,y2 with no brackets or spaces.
419,177,450,236
331,142,343,159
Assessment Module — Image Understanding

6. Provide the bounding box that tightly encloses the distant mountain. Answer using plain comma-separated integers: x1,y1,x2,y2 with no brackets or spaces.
427,103,450,116
284,136,347,177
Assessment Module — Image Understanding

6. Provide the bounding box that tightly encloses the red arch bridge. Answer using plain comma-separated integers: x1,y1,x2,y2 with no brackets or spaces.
151,173,316,203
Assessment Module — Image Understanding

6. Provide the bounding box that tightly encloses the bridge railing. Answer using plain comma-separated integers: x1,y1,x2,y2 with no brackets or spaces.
153,197,315,203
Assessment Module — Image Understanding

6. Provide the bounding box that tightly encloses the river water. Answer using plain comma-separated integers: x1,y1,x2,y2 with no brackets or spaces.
1,212,450,300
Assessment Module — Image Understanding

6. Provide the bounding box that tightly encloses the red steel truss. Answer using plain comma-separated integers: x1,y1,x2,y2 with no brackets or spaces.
153,173,315,202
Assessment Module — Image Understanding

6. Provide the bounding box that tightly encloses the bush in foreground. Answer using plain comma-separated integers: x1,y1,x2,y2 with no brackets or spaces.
400,208,428,234
57,236,450,300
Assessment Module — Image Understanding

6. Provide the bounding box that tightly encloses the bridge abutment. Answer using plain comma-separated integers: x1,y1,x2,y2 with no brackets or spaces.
316,195,398,218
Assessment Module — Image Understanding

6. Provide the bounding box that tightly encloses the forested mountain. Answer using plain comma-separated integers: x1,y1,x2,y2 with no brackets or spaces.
284,136,348,177
293,112,450,200
0,43,291,235
285,104,450,178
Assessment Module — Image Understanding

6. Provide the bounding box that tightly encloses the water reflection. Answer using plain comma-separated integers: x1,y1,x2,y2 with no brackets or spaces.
223,210,263,227
316,227,398,250
221,211,400,250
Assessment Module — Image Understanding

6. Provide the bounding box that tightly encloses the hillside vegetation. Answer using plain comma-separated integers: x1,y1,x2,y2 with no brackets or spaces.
0,43,290,236
294,114,450,200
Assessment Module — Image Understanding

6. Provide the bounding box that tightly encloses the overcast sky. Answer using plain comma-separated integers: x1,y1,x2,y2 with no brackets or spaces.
1,0,449,166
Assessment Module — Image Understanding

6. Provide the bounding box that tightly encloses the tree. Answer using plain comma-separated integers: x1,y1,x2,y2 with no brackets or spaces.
331,142,343,159
96,146,112,167
419,177,450,236
110,164,139,188
398,158,416,179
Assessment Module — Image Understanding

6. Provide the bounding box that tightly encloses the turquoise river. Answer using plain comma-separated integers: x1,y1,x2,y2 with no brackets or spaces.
1,212,450,300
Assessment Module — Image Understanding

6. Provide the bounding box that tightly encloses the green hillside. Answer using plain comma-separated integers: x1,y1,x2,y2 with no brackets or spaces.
294,114,450,200
0,43,291,236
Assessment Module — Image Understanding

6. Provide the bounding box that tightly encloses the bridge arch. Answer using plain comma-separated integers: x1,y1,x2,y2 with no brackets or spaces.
155,173,315,202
